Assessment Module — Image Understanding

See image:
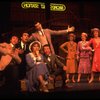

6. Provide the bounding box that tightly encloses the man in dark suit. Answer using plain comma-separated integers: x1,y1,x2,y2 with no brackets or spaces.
17,32,30,80
43,44,66,86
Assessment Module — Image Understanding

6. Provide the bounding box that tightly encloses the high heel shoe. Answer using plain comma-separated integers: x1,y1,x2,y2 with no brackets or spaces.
72,79,75,83
65,79,70,83
77,79,80,83
87,77,89,81
88,78,94,83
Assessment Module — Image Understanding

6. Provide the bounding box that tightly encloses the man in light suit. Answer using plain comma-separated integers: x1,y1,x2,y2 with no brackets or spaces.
29,22,75,54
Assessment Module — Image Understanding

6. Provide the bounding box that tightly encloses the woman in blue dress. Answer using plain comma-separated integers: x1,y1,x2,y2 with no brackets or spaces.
26,41,49,92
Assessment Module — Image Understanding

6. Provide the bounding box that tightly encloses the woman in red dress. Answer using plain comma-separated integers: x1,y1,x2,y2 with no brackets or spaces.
87,28,100,83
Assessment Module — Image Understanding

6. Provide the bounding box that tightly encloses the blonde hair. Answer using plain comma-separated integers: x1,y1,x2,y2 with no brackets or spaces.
81,32,88,37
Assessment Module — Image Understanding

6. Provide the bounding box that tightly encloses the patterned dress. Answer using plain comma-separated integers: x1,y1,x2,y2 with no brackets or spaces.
65,42,77,73
77,41,92,74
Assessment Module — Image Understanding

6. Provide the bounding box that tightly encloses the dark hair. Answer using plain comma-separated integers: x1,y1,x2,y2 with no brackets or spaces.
9,35,19,41
68,33,76,41
31,42,40,52
34,21,42,26
42,44,51,51
34,21,39,25
43,44,50,48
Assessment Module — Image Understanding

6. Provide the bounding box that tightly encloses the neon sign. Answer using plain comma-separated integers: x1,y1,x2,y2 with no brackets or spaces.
21,2,66,11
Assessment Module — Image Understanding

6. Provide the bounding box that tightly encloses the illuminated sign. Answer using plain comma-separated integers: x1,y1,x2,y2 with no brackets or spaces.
21,2,66,11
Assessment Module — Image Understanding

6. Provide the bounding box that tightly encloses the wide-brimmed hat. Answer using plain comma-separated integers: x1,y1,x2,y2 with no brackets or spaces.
91,28,100,33
29,41,41,52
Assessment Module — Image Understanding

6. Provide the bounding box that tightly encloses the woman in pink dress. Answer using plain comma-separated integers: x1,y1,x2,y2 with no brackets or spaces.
77,32,92,82
87,28,100,83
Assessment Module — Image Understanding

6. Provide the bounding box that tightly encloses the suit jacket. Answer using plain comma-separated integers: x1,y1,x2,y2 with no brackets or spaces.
17,41,30,54
44,54,64,74
29,29,67,54
17,41,30,79
0,43,21,71
17,41,30,65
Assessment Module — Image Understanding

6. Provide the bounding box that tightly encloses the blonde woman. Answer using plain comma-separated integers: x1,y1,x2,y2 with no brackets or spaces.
77,32,92,82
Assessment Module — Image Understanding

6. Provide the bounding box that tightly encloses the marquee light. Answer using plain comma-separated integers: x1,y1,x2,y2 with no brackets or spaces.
21,2,66,11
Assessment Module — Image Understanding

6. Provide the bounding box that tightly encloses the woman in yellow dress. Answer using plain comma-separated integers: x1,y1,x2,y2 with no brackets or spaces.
60,33,77,83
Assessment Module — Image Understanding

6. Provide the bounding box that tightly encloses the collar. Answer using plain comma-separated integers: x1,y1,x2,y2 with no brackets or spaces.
10,43,14,48
38,29,44,35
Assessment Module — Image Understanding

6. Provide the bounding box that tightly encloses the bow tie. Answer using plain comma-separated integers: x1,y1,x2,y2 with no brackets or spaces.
47,56,51,62
45,54,51,58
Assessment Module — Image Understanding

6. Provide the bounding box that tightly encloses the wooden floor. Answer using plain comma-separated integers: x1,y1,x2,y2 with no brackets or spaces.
20,81,100,99
0,75,100,99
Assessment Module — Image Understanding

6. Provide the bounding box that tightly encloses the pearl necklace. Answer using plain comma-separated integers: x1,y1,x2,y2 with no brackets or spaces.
81,41,86,49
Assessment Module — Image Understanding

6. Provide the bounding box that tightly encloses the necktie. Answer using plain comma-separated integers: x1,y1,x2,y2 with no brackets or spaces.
23,44,25,50
41,30,44,36
47,56,51,62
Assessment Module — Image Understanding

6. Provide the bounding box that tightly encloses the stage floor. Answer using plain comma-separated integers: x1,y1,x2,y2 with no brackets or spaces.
0,77,100,99
55,80,100,92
